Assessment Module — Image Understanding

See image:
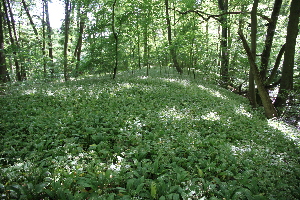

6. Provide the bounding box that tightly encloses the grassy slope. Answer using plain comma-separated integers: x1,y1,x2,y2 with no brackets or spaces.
1,67,299,199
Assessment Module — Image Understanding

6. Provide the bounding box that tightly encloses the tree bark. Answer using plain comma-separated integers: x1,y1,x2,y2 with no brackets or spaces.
265,44,285,86
21,0,39,38
249,0,259,108
0,4,9,82
274,0,300,107
260,0,282,81
63,0,71,81
43,0,53,63
112,0,118,79
42,3,46,77
143,23,149,76
218,0,229,86
238,30,278,118
164,0,182,74
3,0,21,81
74,8,86,77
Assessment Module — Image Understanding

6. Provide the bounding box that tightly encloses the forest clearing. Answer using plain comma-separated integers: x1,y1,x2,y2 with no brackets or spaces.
1,67,299,199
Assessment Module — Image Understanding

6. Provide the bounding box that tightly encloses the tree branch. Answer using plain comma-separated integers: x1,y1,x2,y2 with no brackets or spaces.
173,8,272,22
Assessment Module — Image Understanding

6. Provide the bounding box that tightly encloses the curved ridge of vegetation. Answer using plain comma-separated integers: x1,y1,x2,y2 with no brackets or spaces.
0,68,299,199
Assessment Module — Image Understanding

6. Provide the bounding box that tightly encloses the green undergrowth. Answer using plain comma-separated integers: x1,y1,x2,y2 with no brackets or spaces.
1,68,299,199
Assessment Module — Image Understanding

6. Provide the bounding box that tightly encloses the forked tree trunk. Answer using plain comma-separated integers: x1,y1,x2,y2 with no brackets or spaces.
239,30,278,118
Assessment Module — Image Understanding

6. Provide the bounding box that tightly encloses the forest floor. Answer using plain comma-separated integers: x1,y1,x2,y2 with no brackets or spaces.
1,67,300,199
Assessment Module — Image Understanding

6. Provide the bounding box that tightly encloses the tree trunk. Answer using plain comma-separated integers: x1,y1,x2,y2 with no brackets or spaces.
112,0,118,79
274,0,300,107
265,44,285,86
143,23,149,76
42,3,46,77
260,0,282,81
21,0,39,38
63,0,71,82
238,30,278,118
3,0,21,81
43,0,53,63
74,9,86,77
164,0,182,74
0,4,9,82
249,0,259,108
218,0,229,86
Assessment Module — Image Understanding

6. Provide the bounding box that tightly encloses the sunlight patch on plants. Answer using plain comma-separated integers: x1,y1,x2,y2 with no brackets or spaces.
117,82,135,89
201,111,220,121
159,106,188,121
231,145,252,155
138,76,149,79
159,77,190,87
197,85,228,99
235,105,252,118
23,89,37,95
268,119,300,146
109,155,124,172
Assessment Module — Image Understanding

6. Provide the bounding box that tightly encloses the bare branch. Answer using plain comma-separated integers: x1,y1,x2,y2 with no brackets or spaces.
173,8,272,23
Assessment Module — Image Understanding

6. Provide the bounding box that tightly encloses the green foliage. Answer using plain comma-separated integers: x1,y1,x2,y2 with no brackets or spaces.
1,68,299,199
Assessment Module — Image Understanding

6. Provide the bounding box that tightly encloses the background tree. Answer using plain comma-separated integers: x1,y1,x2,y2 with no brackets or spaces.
3,0,22,81
63,0,71,81
249,0,258,107
43,0,54,73
260,0,283,82
0,2,9,82
164,0,182,74
275,0,300,107
218,0,229,86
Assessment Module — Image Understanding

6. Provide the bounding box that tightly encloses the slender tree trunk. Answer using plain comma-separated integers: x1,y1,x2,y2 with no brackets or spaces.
249,0,259,107
112,0,118,79
135,12,141,70
239,30,278,118
274,0,300,107
21,0,39,38
265,44,285,86
42,3,46,77
164,0,182,74
143,24,149,76
260,0,282,81
74,9,86,77
3,0,21,81
0,4,9,82
218,0,229,86
137,32,141,70
63,0,71,81
43,0,53,63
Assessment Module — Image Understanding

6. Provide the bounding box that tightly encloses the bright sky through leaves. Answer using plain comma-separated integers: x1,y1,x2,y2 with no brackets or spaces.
48,0,64,29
